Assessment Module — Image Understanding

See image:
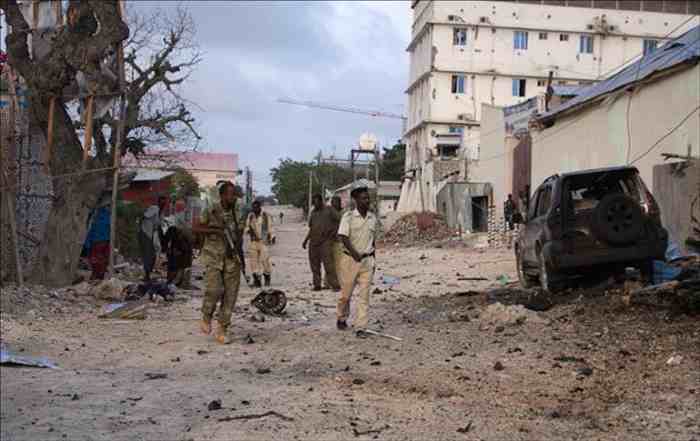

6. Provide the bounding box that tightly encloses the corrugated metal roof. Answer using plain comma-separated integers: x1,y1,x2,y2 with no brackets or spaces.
539,25,700,122
550,84,584,96
132,168,175,182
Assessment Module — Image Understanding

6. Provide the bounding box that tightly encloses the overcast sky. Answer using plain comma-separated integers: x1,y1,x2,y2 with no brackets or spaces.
134,1,411,193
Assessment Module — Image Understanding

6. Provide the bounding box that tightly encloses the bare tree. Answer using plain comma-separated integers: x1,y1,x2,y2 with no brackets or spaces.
93,4,203,160
2,0,129,286
2,1,202,286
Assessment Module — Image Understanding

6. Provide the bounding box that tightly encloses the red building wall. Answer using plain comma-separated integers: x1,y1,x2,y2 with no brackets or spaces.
121,177,173,209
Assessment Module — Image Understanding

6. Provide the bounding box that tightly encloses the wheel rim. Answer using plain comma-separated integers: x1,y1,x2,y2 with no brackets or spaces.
606,201,635,234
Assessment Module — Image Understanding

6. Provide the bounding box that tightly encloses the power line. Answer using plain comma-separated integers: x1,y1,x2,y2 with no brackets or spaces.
630,105,700,165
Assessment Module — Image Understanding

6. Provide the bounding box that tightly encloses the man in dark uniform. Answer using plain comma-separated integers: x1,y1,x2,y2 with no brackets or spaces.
303,194,340,291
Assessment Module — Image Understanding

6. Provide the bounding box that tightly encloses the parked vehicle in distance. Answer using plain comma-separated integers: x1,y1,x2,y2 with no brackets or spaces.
515,166,668,292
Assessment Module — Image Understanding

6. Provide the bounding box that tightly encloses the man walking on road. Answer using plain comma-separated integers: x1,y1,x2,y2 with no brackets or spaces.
246,200,275,287
139,195,168,282
336,181,378,338
303,194,340,291
193,182,244,344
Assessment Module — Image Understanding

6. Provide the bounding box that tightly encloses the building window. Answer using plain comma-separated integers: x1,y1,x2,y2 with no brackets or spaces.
557,80,568,85
560,33,569,42
451,75,466,94
512,79,526,97
448,126,464,134
539,32,548,40
537,79,547,87
514,31,529,50
643,39,658,55
579,35,594,53
453,28,467,46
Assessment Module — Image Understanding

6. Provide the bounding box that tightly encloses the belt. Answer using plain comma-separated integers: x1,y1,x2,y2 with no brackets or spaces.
343,251,375,260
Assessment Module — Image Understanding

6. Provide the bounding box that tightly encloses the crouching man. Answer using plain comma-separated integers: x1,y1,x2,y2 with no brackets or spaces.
193,182,244,344
336,181,378,338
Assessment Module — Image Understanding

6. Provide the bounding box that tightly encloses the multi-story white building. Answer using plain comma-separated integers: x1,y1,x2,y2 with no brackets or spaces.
398,0,699,213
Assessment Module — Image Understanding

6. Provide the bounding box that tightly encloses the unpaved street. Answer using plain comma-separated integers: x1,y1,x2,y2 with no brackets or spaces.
2,219,699,441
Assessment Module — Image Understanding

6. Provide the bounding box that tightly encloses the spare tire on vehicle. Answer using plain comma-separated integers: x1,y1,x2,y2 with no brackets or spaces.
591,193,643,246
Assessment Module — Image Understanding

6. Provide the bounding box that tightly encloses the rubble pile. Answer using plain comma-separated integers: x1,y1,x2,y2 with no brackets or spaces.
381,212,453,247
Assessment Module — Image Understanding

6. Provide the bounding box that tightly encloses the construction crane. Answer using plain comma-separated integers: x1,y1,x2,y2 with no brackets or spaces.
277,98,407,133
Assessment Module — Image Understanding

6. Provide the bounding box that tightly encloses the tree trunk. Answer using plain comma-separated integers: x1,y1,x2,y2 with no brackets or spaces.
27,94,108,287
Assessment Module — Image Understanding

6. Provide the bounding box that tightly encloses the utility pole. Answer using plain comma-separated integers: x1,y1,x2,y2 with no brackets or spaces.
245,166,252,205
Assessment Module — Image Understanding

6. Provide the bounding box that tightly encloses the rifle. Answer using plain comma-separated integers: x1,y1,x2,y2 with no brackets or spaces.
222,209,252,287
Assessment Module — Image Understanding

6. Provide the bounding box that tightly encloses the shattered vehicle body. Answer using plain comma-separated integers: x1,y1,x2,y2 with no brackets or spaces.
516,166,668,291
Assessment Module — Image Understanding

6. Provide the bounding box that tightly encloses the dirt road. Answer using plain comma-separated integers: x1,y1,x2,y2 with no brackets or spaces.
2,219,698,440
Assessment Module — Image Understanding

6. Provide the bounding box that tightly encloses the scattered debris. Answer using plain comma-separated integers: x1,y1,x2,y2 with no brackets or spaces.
545,409,561,419
362,329,402,341
456,421,473,433
245,335,255,345
90,278,129,301
207,400,222,411
251,290,287,315
256,368,271,375
448,311,471,322
381,212,452,247
481,302,544,326
0,347,58,369
379,275,400,286
493,361,505,371
123,281,175,302
144,373,168,381
353,425,388,437
217,411,294,422
666,355,684,366
249,312,266,323
576,367,594,377
98,301,148,320
457,277,488,281
352,379,365,385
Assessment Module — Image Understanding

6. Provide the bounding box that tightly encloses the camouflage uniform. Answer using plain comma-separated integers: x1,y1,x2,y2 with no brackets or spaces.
199,201,242,332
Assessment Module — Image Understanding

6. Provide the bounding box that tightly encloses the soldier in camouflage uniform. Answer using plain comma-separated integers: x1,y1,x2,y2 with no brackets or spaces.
193,182,244,344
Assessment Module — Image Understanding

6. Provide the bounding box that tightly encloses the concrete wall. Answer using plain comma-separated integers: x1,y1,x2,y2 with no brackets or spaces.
467,104,512,209
653,161,699,253
531,63,700,193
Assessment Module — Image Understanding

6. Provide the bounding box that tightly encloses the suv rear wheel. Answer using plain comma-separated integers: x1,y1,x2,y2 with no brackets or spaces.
591,193,644,246
537,250,564,293
516,247,537,289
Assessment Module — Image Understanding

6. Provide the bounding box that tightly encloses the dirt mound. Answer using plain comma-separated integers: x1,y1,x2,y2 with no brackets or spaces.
380,212,454,247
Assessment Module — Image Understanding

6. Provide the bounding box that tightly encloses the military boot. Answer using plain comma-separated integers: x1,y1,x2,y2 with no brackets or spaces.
253,274,262,288
264,273,271,287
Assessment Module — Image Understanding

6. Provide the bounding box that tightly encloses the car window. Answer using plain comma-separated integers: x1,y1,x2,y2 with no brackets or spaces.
567,173,642,214
537,186,552,217
528,188,540,220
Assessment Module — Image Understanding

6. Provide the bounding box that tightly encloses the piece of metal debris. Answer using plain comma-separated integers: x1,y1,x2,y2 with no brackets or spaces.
0,347,58,369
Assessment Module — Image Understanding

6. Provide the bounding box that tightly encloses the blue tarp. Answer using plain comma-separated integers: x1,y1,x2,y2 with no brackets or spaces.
0,347,58,369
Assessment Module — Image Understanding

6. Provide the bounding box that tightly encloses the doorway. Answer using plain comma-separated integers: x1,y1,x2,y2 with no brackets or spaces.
472,196,488,232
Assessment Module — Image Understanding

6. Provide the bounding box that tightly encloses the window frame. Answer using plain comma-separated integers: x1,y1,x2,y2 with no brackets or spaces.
538,32,548,40
643,39,658,56
448,126,464,134
451,75,466,94
512,78,527,97
579,35,594,54
453,28,468,46
514,31,529,50
560,33,570,42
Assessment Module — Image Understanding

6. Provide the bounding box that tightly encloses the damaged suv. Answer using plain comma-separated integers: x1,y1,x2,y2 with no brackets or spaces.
516,166,668,292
